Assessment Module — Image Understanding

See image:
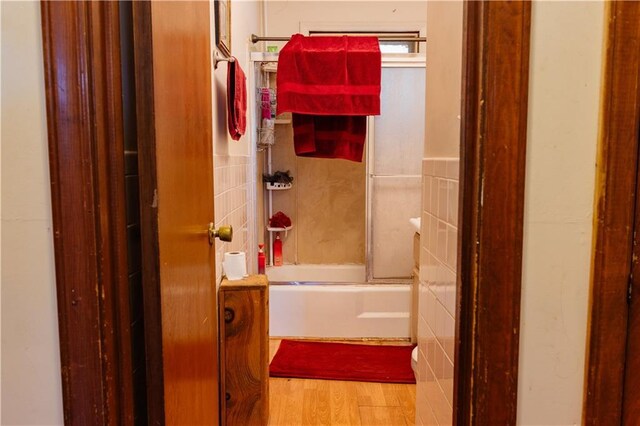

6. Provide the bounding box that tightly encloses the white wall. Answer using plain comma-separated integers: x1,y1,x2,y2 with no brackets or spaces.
210,0,262,281
265,1,427,50
518,2,605,424
415,3,462,424
423,1,462,158
211,0,262,158
1,1,64,424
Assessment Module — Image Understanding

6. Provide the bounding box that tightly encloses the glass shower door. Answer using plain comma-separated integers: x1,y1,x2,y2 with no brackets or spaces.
367,65,426,280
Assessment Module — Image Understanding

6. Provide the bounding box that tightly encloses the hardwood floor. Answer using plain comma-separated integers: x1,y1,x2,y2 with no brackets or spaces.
268,339,416,425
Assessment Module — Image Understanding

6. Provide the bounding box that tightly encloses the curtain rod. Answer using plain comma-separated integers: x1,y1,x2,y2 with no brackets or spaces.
250,34,426,44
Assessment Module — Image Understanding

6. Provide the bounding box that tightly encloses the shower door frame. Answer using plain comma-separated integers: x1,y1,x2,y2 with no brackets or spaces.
249,53,426,281
365,56,426,284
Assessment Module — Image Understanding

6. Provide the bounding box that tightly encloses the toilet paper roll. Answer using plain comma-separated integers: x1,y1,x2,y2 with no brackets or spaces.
223,251,247,280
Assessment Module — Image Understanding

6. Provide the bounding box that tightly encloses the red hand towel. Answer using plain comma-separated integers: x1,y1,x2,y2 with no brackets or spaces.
292,114,367,162
227,58,247,140
276,34,381,116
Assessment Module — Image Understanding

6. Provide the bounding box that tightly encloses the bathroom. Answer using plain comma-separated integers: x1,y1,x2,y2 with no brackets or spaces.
2,0,606,424
212,1,457,424
212,1,603,424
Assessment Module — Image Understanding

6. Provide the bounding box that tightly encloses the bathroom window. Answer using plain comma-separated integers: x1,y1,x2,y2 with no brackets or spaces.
308,31,421,53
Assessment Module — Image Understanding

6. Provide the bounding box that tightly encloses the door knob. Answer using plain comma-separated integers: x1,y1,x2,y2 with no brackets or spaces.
208,223,233,245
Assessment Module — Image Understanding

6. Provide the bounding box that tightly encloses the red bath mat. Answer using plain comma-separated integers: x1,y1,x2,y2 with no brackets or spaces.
269,340,416,384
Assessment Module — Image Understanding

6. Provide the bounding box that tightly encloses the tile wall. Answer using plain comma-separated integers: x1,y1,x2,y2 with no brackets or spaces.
415,158,459,425
214,154,251,283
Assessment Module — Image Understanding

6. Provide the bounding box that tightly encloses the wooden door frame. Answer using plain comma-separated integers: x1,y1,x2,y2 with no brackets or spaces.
40,1,134,424
41,0,532,423
453,1,531,423
129,2,165,424
584,1,640,424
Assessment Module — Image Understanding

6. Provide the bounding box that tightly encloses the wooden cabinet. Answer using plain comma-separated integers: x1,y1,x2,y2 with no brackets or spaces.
219,275,269,425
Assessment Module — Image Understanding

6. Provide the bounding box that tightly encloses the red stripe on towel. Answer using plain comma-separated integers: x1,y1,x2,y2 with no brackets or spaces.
292,114,367,162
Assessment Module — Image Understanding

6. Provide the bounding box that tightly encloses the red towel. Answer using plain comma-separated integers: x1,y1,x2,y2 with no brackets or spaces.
227,58,246,140
277,34,380,162
276,34,381,116
292,114,367,162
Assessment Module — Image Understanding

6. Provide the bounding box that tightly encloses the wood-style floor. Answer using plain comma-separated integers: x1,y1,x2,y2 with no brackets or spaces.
268,339,416,426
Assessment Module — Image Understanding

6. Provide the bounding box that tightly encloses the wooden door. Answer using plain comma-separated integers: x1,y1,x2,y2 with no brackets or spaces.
132,1,219,424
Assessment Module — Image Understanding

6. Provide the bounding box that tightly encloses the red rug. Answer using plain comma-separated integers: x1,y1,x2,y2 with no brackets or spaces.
269,340,416,384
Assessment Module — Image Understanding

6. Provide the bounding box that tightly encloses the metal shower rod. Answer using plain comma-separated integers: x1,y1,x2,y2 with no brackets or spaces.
250,34,427,44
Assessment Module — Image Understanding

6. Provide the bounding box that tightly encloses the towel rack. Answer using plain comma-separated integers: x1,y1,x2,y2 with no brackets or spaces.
251,34,426,44
214,50,235,69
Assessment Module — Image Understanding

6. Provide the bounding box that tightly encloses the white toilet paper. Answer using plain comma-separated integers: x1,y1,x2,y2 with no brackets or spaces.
223,251,247,280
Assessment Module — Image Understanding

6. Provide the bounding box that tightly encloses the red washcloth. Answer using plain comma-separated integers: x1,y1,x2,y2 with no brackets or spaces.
292,114,367,162
227,58,247,140
276,34,381,116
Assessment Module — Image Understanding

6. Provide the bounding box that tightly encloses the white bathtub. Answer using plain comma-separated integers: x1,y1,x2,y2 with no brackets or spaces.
266,264,366,283
267,264,411,338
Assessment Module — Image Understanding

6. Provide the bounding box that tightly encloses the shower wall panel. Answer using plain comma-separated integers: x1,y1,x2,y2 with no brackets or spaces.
297,157,366,264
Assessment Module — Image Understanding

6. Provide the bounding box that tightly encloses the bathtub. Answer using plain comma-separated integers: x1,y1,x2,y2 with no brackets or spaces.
266,263,366,283
267,264,411,338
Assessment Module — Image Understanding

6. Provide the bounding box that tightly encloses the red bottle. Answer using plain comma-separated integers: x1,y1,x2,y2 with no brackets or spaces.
273,233,283,266
258,244,266,274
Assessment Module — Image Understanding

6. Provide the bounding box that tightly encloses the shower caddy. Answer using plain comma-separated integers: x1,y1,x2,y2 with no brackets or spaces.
256,58,293,267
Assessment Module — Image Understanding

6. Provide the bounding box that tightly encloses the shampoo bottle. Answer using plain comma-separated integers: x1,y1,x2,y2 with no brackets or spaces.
258,244,266,274
273,233,283,266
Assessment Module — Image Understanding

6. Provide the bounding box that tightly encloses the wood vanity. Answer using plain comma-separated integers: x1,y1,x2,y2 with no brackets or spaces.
219,275,269,425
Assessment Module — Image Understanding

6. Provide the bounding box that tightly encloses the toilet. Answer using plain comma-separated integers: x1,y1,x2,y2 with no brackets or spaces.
411,346,418,380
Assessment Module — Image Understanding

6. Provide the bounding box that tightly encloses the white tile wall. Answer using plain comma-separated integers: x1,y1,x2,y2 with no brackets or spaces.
416,158,459,425
214,154,251,283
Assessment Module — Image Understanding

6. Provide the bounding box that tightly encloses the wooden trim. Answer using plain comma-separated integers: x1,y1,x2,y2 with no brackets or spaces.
453,1,481,422
454,1,532,423
623,148,640,424
584,2,640,424
130,2,165,424
40,1,134,424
